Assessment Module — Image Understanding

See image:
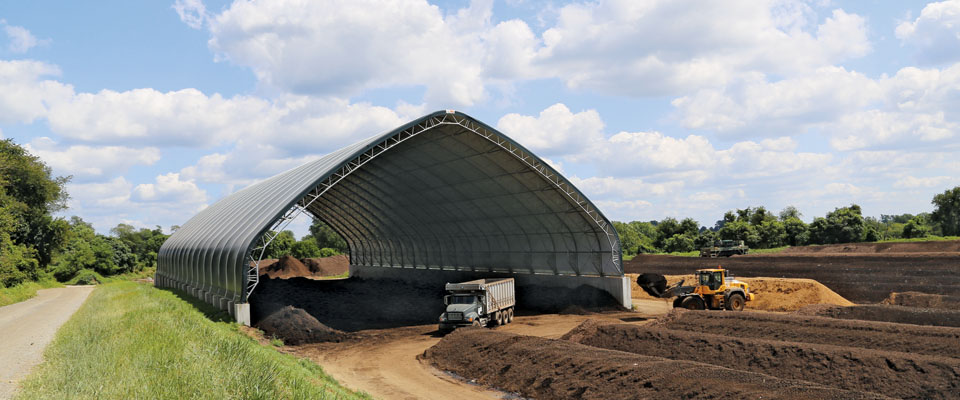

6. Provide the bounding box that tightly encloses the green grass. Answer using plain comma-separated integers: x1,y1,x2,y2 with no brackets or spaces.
0,278,63,307
749,246,790,254
876,235,960,243
15,281,367,400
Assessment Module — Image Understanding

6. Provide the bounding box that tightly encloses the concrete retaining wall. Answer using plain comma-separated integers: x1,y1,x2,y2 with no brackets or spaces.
350,265,632,310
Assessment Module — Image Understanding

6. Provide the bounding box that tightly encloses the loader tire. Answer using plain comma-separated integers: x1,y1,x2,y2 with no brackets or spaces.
726,293,745,311
680,296,705,310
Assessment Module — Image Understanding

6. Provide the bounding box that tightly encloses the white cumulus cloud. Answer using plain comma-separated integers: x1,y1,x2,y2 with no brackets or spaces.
896,0,960,65
2,21,50,53
24,138,161,181
132,173,207,204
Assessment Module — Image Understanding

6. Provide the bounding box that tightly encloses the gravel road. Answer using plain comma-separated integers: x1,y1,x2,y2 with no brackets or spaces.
0,286,95,399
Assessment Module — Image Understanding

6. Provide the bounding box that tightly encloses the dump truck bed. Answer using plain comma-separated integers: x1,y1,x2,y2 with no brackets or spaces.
446,278,515,313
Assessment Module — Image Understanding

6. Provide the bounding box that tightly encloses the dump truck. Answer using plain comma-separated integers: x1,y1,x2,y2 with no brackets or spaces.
438,278,515,332
700,239,749,257
636,267,754,311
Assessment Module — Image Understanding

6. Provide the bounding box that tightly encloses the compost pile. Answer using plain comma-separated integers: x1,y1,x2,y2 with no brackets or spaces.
625,240,960,302
563,319,960,399
301,254,349,276
629,273,853,311
256,305,350,345
798,304,960,327
882,291,960,310
257,254,349,279
421,329,884,400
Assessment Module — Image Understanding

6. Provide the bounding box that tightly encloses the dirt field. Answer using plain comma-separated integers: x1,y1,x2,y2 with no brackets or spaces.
422,328,885,400
249,241,960,399
799,303,960,327
262,312,647,400
625,240,960,302
653,310,960,359
564,319,960,399
629,273,853,311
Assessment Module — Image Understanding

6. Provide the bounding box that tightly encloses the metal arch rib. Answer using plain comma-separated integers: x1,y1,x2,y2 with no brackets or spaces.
245,111,621,300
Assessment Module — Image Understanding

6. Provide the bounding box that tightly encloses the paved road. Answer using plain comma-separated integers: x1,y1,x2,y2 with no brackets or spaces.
0,286,95,399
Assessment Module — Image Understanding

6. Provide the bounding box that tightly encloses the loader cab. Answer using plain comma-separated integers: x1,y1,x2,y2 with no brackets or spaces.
696,268,725,291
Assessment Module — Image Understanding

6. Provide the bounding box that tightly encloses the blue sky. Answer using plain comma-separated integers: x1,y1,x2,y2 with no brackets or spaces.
1,0,958,234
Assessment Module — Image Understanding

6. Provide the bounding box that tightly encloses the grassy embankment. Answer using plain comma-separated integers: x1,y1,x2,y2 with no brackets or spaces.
0,278,63,307
16,281,367,400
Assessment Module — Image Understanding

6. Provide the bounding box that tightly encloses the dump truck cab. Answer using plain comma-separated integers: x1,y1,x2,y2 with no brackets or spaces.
673,267,754,311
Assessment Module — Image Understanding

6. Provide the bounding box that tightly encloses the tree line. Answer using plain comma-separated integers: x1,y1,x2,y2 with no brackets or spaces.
0,139,176,287
615,188,960,257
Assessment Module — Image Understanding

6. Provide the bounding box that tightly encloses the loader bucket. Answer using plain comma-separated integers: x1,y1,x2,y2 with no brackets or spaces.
636,273,668,298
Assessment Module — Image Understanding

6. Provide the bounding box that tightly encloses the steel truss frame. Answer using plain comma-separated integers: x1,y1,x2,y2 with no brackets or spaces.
244,111,621,299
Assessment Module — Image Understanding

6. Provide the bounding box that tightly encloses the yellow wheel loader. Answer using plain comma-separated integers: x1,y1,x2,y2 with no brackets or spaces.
637,267,755,311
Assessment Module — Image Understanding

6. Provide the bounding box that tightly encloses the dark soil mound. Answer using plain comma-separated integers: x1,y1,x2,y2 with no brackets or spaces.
302,254,349,276
780,240,960,254
882,291,960,309
250,276,446,331
421,329,882,400
656,309,960,359
802,304,960,327
625,253,960,302
256,305,351,345
519,284,622,313
259,255,312,279
564,320,960,399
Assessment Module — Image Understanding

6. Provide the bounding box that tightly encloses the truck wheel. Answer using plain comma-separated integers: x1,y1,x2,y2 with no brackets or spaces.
726,293,745,311
497,311,505,326
472,320,481,327
680,296,705,310
507,308,514,323
493,311,502,326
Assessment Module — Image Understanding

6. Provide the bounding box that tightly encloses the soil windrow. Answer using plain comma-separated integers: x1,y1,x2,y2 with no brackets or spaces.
799,304,960,327
653,310,960,359
422,329,887,400
625,253,960,302
563,320,960,399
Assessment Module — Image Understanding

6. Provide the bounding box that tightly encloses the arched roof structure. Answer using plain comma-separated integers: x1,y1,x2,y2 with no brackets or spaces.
157,111,621,311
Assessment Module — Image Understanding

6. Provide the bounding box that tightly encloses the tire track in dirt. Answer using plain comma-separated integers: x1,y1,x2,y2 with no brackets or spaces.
422,328,889,400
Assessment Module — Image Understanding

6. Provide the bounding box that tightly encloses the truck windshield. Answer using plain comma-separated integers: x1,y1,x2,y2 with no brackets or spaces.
451,295,476,305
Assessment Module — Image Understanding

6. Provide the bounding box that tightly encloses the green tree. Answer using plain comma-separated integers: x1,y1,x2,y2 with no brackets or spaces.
719,220,760,247
613,221,641,256
778,206,802,221
0,139,70,278
52,217,127,280
757,220,786,248
902,216,929,239
782,217,809,246
308,219,348,253
290,236,322,259
628,221,658,253
263,230,297,259
931,186,960,236
662,234,696,253
808,204,866,244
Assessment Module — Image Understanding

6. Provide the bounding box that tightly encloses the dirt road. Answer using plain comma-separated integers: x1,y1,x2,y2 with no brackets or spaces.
0,286,94,399
284,310,651,400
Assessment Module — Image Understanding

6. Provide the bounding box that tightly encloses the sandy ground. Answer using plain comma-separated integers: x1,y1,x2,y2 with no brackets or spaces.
259,308,655,400
0,286,94,399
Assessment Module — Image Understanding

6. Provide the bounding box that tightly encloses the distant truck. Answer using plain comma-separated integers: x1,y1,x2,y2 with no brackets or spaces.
438,278,515,332
700,239,749,257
